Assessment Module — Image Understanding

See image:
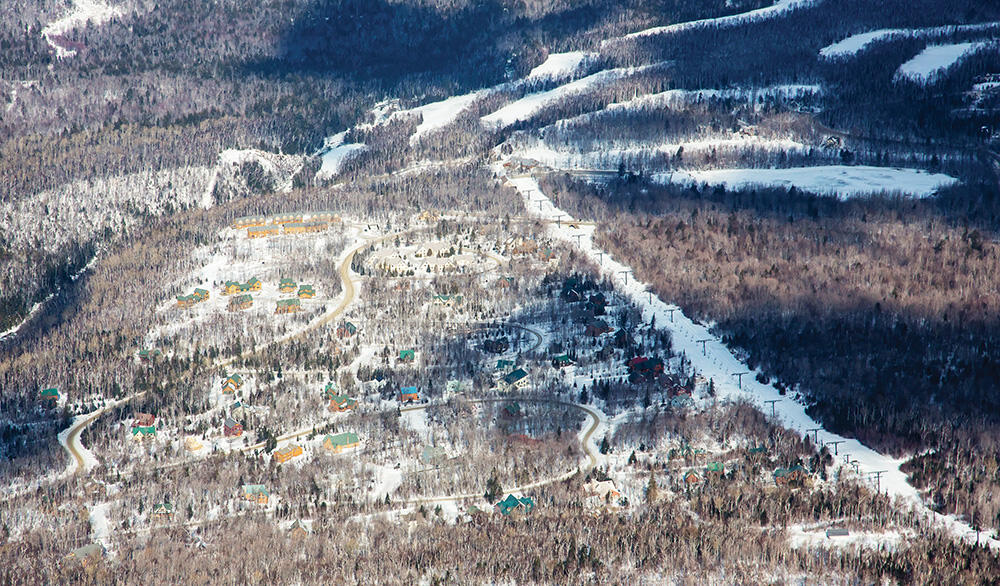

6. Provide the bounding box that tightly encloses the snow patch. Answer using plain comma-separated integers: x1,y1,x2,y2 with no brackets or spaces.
317,138,368,179
621,0,817,41
526,51,598,81
894,42,991,84
654,165,957,199
820,22,1000,59
88,502,112,549
42,0,123,58
406,91,488,144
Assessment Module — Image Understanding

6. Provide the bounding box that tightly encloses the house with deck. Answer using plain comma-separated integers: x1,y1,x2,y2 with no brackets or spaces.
242,484,270,504
773,465,808,487
40,387,60,402
279,278,297,293
275,298,301,314
323,432,360,454
399,386,419,402
495,494,535,516
500,368,529,392
337,322,357,338
222,374,243,394
273,444,303,463
297,285,315,299
224,417,243,437
328,393,357,412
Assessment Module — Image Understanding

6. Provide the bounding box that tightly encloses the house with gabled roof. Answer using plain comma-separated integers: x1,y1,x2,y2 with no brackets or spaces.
323,432,360,454
132,425,156,440
228,294,253,312
336,321,357,338
297,285,315,299
584,479,622,503
247,225,280,239
773,465,808,487
500,368,529,392
328,393,357,412
399,386,419,402
275,298,301,314
683,469,702,485
242,484,269,504
283,221,328,235
40,387,60,401
289,519,311,539
138,348,162,361
279,278,297,293
552,354,574,368
222,374,243,394
495,494,535,516
495,359,515,373
432,294,463,307
585,318,613,337
133,413,156,428
399,349,415,362
273,444,303,463
152,503,174,517
224,417,243,437
232,215,268,230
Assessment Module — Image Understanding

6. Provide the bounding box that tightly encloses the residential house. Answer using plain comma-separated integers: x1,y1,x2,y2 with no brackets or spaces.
773,465,808,487
138,348,162,361
552,354,574,368
231,401,246,418
284,221,328,235
585,319,613,337
482,338,509,354
176,293,198,308
420,445,447,465
247,225,280,239
399,349,415,362
495,359,515,373
584,480,622,502
432,294,462,307
242,484,270,504
328,394,357,412
152,503,174,517
228,294,253,312
501,402,521,418
132,426,156,440
247,277,262,291
501,368,529,392
271,213,303,225
275,298,301,314
67,543,105,566
40,387,59,401
683,470,702,485
289,519,311,539
399,386,419,402
279,278,297,293
495,494,535,516
224,417,243,437
273,444,303,463
336,322,357,338
613,328,630,346
223,281,242,295
323,432,360,454
311,211,341,223
232,215,267,229
133,413,156,428
297,285,315,299
496,276,515,289
222,374,243,394
705,462,724,477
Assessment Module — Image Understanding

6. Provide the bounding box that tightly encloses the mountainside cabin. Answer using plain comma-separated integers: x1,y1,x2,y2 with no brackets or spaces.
501,368,530,391
495,359,515,373
275,298,301,314
228,294,253,312
272,213,304,225
328,394,357,412
222,374,243,394
399,349,415,362
242,484,270,504
399,386,419,402
132,426,156,440
279,278,297,293
133,413,156,428
496,494,535,516
773,465,808,487
684,470,702,485
224,417,243,437
552,354,574,368
297,285,315,299
40,387,60,401
152,503,174,517
138,348,162,362
274,444,303,463
337,322,357,338
323,432,360,453
248,225,280,239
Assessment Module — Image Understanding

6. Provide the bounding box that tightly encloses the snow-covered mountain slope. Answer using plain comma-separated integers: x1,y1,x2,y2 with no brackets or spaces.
619,0,818,41
820,22,1000,59
895,42,993,84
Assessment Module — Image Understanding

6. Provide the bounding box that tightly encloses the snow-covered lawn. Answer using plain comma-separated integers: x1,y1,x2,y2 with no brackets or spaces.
89,502,112,549
620,0,817,41
895,42,991,84
498,166,1000,551
654,165,957,199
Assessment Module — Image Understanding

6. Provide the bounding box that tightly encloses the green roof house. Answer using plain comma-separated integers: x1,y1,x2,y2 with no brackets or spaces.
496,359,515,372
399,349,415,362
495,494,535,516
501,368,529,391
323,432,360,453
152,503,174,516
40,387,60,400
132,426,156,439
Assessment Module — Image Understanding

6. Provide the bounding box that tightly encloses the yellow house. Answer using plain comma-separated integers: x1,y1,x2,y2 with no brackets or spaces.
274,444,303,463
323,432,360,454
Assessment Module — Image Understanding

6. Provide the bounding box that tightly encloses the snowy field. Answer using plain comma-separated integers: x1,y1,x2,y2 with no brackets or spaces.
894,42,990,84
654,165,957,199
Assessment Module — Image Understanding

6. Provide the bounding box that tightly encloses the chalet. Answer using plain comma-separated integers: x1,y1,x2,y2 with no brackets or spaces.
275,298,302,314
773,465,808,487
279,278,297,293
585,319,613,337
584,480,622,502
336,322,357,338
322,432,360,454
152,503,174,517
328,394,357,412
748,446,768,456
502,402,522,418
284,221,328,235
273,444,303,463
228,294,253,312
138,348,162,361
323,382,339,400
133,413,156,428
563,288,584,303
247,225,280,239
495,494,535,516
132,425,156,439
176,293,198,308
242,484,269,504
538,247,556,262
222,374,243,393
40,387,59,401
67,543,105,566
399,349,415,362
297,285,315,299
224,417,243,437
432,294,462,307
311,211,341,223
612,328,630,346
289,519,311,539
247,277,262,291
184,436,203,452
683,470,702,485
705,461,724,476
826,527,850,538
512,238,537,255
193,288,209,302
587,292,607,312
223,281,241,295
399,386,419,402
232,215,267,229
552,354,574,368
231,401,246,418
272,213,303,225
495,359,515,373
417,210,438,223
482,338,509,354
627,356,664,383
496,276,514,289
420,445,447,464
501,368,529,391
